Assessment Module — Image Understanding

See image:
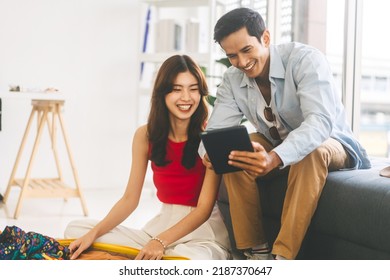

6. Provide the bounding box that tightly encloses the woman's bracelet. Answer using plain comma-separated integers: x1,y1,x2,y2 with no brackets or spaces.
151,237,167,249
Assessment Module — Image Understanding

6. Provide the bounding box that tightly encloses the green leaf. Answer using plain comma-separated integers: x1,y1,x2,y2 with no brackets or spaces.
215,57,232,68
205,95,216,106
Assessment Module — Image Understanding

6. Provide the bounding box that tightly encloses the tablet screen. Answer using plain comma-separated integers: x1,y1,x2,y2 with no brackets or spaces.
200,126,253,174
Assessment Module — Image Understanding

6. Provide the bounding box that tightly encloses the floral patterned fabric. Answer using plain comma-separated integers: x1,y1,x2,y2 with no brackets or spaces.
0,225,69,260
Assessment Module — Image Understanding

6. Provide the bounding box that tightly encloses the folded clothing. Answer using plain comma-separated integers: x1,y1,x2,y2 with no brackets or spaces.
0,225,70,260
0,226,187,260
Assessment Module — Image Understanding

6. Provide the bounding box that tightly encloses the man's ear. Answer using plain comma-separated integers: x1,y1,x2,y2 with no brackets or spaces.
262,29,271,47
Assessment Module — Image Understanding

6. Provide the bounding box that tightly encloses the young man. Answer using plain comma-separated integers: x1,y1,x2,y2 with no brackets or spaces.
199,7,371,260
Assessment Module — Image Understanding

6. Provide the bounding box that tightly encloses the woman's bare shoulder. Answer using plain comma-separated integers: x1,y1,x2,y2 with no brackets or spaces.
133,125,148,145
134,124,148,138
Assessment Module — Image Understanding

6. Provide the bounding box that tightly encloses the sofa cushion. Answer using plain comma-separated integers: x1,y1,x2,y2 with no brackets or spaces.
218,157,390,259
306,158,390,258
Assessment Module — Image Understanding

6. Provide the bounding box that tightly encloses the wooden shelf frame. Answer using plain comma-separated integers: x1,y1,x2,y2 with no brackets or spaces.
3,99,88,219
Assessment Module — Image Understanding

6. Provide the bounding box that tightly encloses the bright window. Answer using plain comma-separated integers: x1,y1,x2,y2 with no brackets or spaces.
359,0,390,158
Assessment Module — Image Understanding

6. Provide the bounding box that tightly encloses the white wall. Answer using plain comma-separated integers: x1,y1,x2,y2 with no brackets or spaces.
0,0,144,191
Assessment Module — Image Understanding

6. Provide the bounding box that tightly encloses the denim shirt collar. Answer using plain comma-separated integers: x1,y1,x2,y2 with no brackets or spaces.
269,45,286,80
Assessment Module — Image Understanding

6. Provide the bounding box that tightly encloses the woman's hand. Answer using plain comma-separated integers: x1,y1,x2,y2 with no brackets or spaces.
68,233,96,260
135,239,165,260
202,153,214,170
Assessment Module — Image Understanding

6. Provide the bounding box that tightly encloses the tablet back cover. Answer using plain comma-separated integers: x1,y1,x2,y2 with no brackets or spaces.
200,126,253,174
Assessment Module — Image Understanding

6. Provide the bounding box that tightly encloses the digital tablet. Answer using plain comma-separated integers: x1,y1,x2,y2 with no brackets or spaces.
200,125,253,174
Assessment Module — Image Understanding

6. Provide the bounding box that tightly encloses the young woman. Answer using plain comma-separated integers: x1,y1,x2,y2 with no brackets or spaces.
64,55,231,260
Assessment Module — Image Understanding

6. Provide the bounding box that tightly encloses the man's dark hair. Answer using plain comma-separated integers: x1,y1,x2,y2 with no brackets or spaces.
214,7,266,44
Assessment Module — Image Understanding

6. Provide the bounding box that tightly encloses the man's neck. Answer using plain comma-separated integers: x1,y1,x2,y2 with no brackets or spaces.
255,56,271,104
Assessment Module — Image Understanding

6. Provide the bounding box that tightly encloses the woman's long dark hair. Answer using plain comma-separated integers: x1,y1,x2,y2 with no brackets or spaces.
147,55,209,169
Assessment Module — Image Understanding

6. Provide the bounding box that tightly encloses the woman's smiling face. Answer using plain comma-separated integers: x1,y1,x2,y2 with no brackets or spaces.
165,71,201,122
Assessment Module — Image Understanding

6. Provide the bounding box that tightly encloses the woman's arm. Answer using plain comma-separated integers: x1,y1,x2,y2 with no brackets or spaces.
68,125,149,259
135,168,222,260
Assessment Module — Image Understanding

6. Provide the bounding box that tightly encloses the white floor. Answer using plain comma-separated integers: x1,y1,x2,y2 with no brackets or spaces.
0,182,161,239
